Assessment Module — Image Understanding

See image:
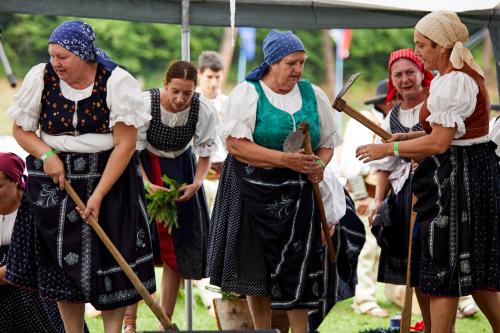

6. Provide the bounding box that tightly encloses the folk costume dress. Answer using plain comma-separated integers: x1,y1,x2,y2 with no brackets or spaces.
5,62,156,310
307,189,366,332
137,89,218,279
208,79,342,310
412,64,500,296
0,203,91,332
370,102,424,285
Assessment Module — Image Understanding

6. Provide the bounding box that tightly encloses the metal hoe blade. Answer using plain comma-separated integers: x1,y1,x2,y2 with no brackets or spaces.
283,128,305,153
334,72,361,105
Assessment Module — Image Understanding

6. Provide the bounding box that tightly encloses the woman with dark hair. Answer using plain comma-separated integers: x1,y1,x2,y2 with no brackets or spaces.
6,21,155,333
357,11,500,332
367,48,432,323
123,60,219,332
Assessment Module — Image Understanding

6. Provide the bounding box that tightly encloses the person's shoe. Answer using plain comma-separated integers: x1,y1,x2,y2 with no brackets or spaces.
123,315,137,333
457,303,478,318
84,304,102,318
362,306,389,317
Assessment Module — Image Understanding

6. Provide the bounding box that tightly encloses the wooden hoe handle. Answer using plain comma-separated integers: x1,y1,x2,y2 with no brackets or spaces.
299,123,337,263
63,180,178,331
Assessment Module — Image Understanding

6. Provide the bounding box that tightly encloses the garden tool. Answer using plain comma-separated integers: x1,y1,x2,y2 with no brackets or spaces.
333,74,417,333
63,179,178,331
283,124,337,263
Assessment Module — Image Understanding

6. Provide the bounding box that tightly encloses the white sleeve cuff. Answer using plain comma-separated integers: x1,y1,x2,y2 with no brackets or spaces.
107,67,151,129
192,142,218,157
426,111,466,139
218,120,254,142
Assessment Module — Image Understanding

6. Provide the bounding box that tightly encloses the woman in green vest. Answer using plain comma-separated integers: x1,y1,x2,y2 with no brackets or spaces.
208,30,342,333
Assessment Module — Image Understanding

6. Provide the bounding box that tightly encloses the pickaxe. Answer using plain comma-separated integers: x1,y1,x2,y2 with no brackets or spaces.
333,73,391,141
333,73,416,333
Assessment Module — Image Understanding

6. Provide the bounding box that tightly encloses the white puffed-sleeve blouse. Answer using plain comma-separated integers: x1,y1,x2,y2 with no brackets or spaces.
426,71,488,145
8,63,150,153
0,210,17,247
219,80,343,149
137,91,220,158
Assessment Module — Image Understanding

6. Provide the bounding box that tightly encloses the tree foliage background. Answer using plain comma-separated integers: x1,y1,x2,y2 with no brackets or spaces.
0,13,489,91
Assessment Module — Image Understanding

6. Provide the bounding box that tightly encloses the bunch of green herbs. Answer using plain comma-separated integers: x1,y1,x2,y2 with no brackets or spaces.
146,175,184,233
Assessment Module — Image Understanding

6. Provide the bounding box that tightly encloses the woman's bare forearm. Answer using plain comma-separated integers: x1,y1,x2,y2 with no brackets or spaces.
226,137,286,168
194,156,211,186
314,147,334,166
93,123,137,198
374,170,391,202
12,124,50,158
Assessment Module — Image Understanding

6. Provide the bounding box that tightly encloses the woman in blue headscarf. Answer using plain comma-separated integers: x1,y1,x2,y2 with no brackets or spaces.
5,21,155,333
208,30,342,333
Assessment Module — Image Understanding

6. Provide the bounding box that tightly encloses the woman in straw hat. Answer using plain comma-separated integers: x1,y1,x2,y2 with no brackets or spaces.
357,11,500,332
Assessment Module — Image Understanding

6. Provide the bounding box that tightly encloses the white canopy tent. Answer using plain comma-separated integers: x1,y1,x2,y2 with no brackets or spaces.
2,0,500,29
3,0,500,95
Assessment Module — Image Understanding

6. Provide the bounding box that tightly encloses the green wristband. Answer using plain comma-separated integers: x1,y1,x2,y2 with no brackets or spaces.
143,180,151,191
315,159,326,169
393,141,400,157
40,149,56,162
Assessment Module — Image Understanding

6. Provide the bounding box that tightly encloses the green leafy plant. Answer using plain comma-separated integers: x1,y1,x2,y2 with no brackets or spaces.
146,175,185,233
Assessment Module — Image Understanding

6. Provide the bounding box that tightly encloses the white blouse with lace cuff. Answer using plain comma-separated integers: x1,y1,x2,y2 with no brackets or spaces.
7,63,150,153
426,71,489,145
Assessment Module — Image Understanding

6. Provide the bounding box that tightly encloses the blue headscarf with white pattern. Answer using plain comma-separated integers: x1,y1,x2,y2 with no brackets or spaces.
245,30,305,81
49,21,117,71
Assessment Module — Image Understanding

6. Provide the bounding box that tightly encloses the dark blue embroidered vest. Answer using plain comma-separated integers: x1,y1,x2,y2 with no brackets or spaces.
146,88,200,152
389,104,423,134
40,63,112,135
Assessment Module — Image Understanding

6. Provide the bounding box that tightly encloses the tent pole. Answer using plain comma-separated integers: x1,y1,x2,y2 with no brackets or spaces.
181,0,190,62
181,2,193,330
489,26,500,101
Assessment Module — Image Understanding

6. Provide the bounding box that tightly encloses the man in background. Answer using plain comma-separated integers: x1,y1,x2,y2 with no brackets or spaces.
195,50,228,315
197,51,228,201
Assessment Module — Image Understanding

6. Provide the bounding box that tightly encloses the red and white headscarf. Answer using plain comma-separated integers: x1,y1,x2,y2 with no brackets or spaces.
0,152,26,189
386,48,434,104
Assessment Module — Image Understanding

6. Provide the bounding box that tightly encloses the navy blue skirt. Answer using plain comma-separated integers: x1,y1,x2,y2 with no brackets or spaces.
140,147,209,279
6,151,156,310
307,190,365,332
411,142,500,296
209,155,324,310
1,245,83,333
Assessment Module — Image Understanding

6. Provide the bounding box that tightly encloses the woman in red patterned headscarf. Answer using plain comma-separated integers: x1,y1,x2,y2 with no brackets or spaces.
385,48,433,105
358,11,500,332
369,48,432,225
365,48,434,328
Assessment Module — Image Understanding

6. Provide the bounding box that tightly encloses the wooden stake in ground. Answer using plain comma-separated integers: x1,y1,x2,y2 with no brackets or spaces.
400,194,417,333
63,180,178,331
299,122,337,263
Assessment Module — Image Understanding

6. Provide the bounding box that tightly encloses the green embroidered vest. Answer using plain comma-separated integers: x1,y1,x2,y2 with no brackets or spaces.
250,79,321,151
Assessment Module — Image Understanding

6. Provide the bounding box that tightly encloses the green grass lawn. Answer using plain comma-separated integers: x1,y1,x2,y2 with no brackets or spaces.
86,269,490,333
